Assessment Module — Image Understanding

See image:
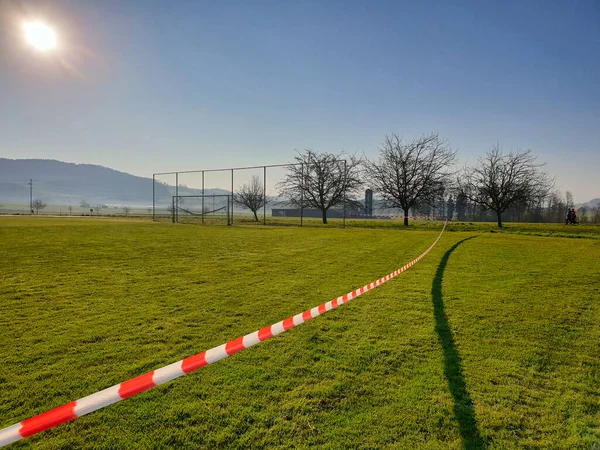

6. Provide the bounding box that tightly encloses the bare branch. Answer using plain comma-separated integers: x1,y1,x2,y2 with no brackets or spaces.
458,146,553,227
277,150,363,224
234,175,266,222
365,133,457,225
32,199,47,214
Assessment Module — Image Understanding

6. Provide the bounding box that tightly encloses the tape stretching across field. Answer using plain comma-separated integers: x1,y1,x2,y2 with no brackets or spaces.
0,221,447,447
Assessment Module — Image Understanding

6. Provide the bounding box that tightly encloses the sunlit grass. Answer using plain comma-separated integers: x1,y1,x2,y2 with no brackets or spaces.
1,217,599,448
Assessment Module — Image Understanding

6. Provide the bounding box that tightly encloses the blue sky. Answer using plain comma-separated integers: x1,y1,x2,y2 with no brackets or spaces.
1,0,599,201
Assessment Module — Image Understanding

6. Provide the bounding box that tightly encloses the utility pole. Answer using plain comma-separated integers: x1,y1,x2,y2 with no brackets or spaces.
28,179,33,214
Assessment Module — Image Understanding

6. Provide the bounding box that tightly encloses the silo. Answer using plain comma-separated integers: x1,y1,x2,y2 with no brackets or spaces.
365,189,373,215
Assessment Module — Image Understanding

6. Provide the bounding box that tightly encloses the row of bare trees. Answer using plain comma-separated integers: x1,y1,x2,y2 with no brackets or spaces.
369,136,555,228
444,190,595,224
232,153,363,224
230,132,555,227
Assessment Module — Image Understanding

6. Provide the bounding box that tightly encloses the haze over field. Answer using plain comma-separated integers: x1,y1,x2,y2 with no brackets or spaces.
1,1,599,203
0,157,598,212
0,158,229,206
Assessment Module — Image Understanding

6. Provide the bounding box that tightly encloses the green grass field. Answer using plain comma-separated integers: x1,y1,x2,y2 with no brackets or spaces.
1,217,599,449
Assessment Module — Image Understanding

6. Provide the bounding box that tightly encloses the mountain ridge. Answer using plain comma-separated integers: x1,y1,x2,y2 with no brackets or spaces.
0,158,227,206
578,198,600,209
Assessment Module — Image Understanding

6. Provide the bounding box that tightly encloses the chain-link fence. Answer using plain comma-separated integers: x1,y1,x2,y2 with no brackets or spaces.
153,162,370,227
0,163,449,224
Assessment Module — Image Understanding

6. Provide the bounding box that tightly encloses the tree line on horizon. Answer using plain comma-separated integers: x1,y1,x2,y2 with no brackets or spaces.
234,132,596,227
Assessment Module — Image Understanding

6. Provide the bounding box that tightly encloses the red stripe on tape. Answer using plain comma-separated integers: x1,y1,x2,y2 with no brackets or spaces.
19,402,77,438
302,310,312,321
225,337,245,356
181,351,207,373
257,326,273,341
118,372,156,399
318,303,327,314
282,317,295,330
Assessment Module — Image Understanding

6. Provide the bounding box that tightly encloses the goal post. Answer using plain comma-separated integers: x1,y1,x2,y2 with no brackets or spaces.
172,194,231,226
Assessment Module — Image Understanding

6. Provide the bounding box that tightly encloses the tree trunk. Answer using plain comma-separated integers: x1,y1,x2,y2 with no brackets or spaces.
403,207,409,226
253,210,258,222
496,211,503,228
322,209,328,224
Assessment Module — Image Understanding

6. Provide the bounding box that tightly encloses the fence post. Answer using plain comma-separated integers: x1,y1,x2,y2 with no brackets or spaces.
201,171,205,225
300,163,304,227
343,159,347,229
263,165,267,226
152,174,155,222
171,196,175,223
227,195,231,226
175,172,179,223
231,169,234,225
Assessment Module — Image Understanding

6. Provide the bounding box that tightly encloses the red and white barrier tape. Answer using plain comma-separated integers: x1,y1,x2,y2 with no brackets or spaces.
0,222,447,447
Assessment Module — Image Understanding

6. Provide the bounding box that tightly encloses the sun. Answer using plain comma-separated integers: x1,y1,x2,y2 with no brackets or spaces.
23,21,58,52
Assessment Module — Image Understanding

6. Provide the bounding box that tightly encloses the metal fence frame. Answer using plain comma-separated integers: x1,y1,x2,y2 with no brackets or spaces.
152,161,350,227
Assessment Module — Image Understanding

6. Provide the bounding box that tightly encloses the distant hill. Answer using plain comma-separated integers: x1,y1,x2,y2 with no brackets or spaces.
0,159,227,206
579,198,600,209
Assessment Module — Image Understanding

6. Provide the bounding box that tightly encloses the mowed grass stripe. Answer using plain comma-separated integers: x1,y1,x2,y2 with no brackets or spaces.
440,234,600,448
1,217,599,449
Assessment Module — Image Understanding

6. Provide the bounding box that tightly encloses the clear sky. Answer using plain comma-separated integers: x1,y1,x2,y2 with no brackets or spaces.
1,0,599,202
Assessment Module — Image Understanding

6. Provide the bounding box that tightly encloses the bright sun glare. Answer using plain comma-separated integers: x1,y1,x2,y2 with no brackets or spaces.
23,21,57,52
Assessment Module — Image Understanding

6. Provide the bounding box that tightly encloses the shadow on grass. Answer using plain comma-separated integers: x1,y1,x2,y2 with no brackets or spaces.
432,236,485,449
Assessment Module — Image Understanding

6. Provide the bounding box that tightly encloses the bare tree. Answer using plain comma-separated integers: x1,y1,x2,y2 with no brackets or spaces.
278,150,362,224
32,199,47,214
366,133,457,226
579,205,588,224
460,146,553,228
546,191,566,223
147,207,152,216
446,195,455,221
455,192,468,221
595,203,600,225
67,205,73,215
123,206,132,216
565,191,574,209
234,175,266,222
